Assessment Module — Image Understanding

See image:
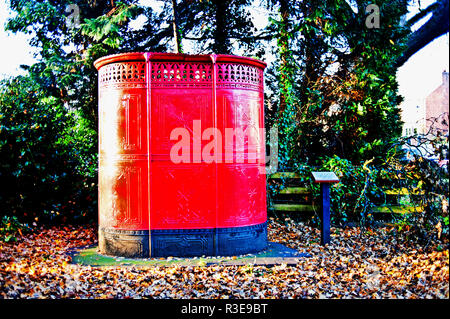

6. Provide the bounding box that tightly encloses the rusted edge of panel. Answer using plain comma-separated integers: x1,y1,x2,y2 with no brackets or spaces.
215,54,266,70
99,227,150,258
94,52,146,70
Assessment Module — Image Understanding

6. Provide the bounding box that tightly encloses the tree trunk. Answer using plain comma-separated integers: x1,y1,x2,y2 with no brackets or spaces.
213,0,231,54
396,0,449,67
171,0,183,53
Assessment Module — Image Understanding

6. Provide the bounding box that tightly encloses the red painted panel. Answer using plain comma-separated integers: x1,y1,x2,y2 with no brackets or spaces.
97,60,149,231
217,164,266,228
151,162,216,229
150,85,215,230
150,89,213,157
215,89,266,228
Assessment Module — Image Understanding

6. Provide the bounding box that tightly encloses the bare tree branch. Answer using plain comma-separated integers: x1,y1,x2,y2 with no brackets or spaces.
406,1,440,27
396,0,449,67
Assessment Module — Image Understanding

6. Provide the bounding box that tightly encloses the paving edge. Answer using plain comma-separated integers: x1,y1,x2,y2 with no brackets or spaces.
69,242,312,267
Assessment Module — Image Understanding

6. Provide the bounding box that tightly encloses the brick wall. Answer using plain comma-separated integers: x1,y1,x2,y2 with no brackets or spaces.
425,71,449,135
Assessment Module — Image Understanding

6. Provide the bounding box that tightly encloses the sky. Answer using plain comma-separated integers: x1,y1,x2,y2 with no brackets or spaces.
397,0,449,105
0,0,448,106
0,1,37,79
397,34,449,103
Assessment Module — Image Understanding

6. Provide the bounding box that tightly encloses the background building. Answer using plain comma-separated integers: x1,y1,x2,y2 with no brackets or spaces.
425,70,449,135
401,70,449,138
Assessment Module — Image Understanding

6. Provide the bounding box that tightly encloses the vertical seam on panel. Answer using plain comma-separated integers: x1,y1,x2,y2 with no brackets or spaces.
146,53,152,257
211,54,218,256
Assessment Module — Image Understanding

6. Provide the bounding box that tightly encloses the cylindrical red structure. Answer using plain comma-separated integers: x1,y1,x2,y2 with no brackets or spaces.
95,52,267,257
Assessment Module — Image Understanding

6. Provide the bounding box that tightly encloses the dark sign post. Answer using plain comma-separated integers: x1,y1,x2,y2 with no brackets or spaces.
312,172,340,245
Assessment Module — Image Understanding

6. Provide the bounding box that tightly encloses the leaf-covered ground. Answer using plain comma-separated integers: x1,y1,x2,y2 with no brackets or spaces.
0,217,448,299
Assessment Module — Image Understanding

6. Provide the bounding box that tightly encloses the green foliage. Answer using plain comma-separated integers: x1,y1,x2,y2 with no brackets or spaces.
395,132,449,241
270,0,298,171
2,0,447,245
0,75,96,224
176,0,257,54
320,156,382,225
261,1,438,234
81,3,142,56
264,0,408,168
308,133,449,242
0,215,30,242
1,0,142,227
